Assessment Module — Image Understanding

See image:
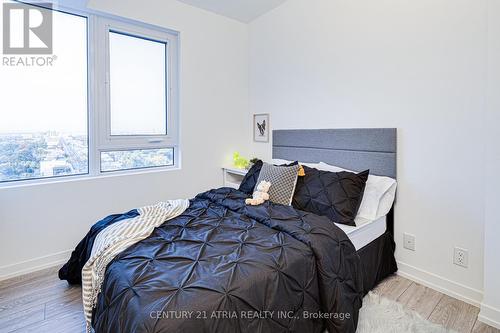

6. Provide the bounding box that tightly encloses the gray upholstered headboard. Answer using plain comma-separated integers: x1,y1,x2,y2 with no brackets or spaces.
272,128,397,178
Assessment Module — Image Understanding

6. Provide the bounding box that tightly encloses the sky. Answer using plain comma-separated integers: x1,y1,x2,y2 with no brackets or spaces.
0,3,88,134
0,1,168,136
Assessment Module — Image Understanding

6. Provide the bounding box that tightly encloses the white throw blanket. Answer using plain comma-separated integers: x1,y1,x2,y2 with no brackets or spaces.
81,199,190,332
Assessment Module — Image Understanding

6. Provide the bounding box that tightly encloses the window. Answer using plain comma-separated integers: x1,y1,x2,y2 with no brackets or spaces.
108,31,167,136
0,5,88,182
101,148,174,172
0,2,179,184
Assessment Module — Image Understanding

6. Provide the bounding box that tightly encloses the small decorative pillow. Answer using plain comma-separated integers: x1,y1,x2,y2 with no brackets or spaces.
238,160,298,195
255,162,300,205
292,166,369,226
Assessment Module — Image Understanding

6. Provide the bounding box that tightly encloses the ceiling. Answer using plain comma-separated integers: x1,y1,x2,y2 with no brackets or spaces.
176,0,288,23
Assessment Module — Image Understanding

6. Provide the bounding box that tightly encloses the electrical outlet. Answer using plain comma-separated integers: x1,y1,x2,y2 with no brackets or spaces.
454,247,468,268
403,233,415,251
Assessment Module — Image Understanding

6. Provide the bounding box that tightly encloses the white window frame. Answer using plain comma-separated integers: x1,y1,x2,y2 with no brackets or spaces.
92,17,179,175
95,17,179,151
0,1,180,187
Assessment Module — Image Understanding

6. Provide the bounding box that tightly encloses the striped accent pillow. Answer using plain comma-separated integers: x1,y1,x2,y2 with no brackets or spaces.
255,162,300,205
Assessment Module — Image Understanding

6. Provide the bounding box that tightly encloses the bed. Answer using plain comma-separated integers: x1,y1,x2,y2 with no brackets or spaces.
60,128,397,333
272,128,398,294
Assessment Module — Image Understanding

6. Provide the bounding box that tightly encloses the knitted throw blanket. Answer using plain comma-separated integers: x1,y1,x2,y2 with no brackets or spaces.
81,199,190,332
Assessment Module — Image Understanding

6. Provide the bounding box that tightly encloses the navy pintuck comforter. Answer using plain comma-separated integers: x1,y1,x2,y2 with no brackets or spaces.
91,187,363,333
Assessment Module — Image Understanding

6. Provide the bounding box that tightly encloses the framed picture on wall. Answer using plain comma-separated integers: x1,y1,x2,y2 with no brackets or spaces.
253,114,269,142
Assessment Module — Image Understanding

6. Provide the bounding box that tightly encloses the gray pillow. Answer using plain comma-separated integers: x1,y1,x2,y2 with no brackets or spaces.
255,162,300,205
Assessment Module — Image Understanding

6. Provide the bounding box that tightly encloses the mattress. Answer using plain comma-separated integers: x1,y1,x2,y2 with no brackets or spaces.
335,215,387,250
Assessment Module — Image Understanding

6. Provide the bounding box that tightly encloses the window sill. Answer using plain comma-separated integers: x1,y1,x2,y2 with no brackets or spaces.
0,165,181,190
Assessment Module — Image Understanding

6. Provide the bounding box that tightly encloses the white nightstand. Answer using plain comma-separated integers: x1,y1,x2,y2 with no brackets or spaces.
222,167,248,189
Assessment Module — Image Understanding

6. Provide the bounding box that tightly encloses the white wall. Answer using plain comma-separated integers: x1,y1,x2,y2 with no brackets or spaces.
248,0,487,304
479,0,500,327
0,0,249,279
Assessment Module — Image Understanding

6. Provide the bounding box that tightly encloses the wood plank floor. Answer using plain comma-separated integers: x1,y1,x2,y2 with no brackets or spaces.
0,267,498,333
372,275,499,333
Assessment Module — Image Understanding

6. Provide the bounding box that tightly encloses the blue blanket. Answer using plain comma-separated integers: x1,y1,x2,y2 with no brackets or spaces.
58,209,139,284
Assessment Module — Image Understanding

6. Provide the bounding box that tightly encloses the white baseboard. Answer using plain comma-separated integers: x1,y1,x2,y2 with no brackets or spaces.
0,249,71,281
479,303,500,329
397,261,483,307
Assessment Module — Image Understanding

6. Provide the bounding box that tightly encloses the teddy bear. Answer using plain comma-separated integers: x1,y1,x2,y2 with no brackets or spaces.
245,180,271,205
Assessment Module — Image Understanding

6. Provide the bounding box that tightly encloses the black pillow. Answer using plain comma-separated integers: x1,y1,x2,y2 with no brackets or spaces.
292,166,369,226
238,160,298,194
238,160,263,194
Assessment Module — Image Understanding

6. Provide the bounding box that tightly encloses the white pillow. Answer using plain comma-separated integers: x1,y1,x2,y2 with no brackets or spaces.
271,158,293,165
271,159,320,169
318,162,397,223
